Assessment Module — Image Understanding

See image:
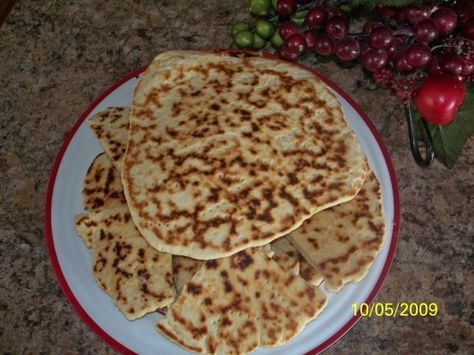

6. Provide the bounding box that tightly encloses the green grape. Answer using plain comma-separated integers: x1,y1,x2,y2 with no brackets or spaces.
234,30,255,48
255,19,275,40
291,10,308,27
340,4,351,13
270,30,284,49
232,21,250,37
253,33,267,49
249,0,271,17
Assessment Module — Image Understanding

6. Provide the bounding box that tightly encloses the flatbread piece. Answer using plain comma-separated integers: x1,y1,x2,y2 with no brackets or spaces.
82,153,126,211
156,247,327,354
75,205,176,319
88,107,130,172
289,170,386,292
271,237,324,286
122,50,367,260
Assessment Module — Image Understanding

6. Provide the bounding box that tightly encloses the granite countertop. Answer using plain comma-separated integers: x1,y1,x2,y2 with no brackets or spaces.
0,1,472,354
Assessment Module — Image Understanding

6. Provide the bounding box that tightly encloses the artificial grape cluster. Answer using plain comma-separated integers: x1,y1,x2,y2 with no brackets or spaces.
231,0,474,103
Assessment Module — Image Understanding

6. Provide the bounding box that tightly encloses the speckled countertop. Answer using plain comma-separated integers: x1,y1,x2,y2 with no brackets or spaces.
0,1,473,354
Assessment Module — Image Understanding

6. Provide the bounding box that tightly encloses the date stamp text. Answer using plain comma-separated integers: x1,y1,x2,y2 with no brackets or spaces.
352,302,439,317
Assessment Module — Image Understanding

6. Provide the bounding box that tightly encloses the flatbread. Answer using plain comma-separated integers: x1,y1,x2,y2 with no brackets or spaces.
270,249,300,276
173,256,203,294
156,247,327,354
289,170,386,292
75,212,98,248
79,136,206,296
84,105,306,284
82,153,126,211
271,237,323,286
122,50,367,260
88,107,130,172
74,205,176,320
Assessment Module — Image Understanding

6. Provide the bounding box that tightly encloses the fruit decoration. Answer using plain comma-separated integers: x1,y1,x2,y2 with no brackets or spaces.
416,75,466,125
230,0,474,168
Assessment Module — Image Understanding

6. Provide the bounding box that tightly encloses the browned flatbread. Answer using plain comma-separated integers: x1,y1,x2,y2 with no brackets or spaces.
82,153,126,211
76,49,383,355
270,251,300,276
172,256,203,295
76,149,176,319
122,50,367,260
75,212,98,248
156,247,327,354
75,205,176,319
271,237,323,286
79,130,206,297
289,170,385,292
88,107,130,172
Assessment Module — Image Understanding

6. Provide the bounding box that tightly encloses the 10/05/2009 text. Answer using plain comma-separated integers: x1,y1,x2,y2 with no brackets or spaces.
352,302,439,317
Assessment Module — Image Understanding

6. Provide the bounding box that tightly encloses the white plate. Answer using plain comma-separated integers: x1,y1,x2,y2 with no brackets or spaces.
45,65,400,355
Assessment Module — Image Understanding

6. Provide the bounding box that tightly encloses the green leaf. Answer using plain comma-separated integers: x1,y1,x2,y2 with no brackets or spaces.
424,83,474,168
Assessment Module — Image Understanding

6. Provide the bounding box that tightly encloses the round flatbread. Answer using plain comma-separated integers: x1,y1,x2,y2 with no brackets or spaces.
289,169,386,292
156,247,327,354
122,50,367,260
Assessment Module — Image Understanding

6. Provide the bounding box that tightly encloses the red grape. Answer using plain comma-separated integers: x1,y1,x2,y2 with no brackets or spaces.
426,56,444,76
314,34,334,56
279,21,299,40
306,6,328,29
363,20,384,34
394,52,414,73
395,8,408,23
463,18,474,39
369,26,394,49
462,59,474,75
362,48,389,72
334,37,360,61
404,5,419,23
325,16,349,40
360,40,372,56
405,5,431,24
279,42,300,61
440,54,466,76
276,0,297,17
405,43,432,68
376,5,397,19
430,8,458,36
327,7,349,21
414,19,439,43
287,33,306,53
453,1,474,24
418,6,433,20
387,36,404,59
304,31,318,49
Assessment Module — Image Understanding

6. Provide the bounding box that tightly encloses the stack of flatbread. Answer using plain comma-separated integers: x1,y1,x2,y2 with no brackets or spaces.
75,50,386,354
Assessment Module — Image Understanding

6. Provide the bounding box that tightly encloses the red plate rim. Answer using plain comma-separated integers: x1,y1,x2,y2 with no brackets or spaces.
44,55,400,355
